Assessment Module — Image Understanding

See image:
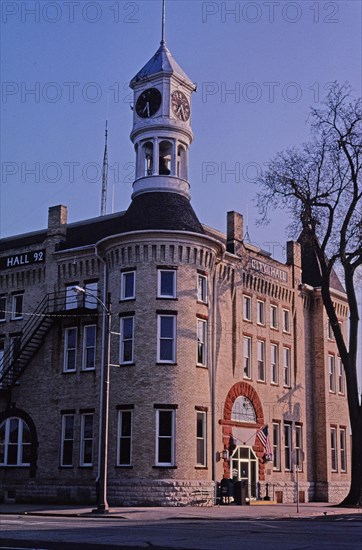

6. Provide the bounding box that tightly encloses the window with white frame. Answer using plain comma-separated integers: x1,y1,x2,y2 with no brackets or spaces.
60,414,75,467
282,309,290,333
120,317,134,364
243,295,251,321
0,296,6,322
243,336,252,379
328,355,336,393
283,347,291,387
197,319,207,366
121,271,136,301
340,428,347,472
155,409,175,466
9,335,21,365
338,357,345,394
80,413,94,466
65,285,78,310
331,427,337,471
84,282,98,309
284,422,292,471
273,423,281,470
270,304,278,329
157,315,176,363
257,300,265,325
271,343,278,384
117,409,133,466
257,340,265,381
82,325,96,371
327,319,334,340
157,269,176,298
295,424,303,472
231,396,256,423
196,411,206,466
197,274,208,303
11,293,23,320
64,327,77,372
0,417,31,466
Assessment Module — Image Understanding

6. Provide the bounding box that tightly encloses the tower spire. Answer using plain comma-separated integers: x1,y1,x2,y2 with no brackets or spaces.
161,0,166,45
100,120,108,216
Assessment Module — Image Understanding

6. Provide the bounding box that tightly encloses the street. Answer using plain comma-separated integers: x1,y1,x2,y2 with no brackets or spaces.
0,513,361,549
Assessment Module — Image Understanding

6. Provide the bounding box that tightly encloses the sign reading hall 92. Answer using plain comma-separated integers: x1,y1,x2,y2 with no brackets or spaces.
0,249,46,270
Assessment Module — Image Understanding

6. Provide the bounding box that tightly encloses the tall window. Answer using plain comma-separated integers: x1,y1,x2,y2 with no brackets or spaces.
282,309,290,333
257,300,265,325
9,335,21,365
121,271,136,301
120,317,134,364
243,336,252,379
270,304,278,329
197,274,208,303
60,414,75,467
284,422,292,471
271,343,278,384
0,296,6,322
157,315,176,363
196,411,206,467
257,340,265,381
331,427,337,471
65,285,78,310
327,319,334,340
82,325,96,370
197,319,207,366
295,424,303,472
80,413,94,466
84,282,98,309
328,355,336,392
283,347,291,387
0,417,31,466
12,293,23,320
64,327,77,372
243,295,251,321
155,409,175,466
158,269,176,298
273,423,281,471
338,358,345,394
0,337,5,378
340,428,347,472
117,409,133,466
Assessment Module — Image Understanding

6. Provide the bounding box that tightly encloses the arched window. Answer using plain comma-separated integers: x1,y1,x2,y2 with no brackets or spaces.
177,144,187,179
0,417,31,466
143,141,154,176
231,396,256,423
159,140,172,175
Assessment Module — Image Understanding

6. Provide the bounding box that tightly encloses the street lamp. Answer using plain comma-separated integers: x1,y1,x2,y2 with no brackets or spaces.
73,285,111,513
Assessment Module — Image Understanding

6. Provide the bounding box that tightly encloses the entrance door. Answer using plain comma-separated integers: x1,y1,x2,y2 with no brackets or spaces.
230,446,258,498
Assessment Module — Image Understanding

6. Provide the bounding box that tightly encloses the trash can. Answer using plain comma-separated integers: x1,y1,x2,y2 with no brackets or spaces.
234,480,248,505
220,478,234,504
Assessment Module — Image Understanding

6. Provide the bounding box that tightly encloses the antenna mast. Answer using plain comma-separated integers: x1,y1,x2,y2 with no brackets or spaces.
100,120,108,216
161,0,166,45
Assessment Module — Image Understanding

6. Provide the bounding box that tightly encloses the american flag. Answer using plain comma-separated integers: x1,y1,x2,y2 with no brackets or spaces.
256,425,273,461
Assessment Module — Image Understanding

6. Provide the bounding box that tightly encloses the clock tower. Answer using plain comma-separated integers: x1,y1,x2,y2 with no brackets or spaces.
129,22,196,200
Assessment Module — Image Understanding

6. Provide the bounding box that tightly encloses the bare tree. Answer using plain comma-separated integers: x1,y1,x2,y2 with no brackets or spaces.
257,83,362,505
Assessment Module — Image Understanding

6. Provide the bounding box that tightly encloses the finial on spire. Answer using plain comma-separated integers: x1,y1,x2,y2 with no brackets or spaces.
161,0,166,45
100,120,109,216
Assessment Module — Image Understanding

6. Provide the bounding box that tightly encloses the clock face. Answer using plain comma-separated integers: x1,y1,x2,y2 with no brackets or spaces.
135,88,162,118
171,90,190,122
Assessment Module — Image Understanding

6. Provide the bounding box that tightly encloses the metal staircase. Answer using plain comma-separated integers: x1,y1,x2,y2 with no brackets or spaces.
0,291,91,389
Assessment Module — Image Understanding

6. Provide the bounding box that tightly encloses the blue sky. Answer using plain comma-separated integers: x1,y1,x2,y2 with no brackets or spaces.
1,0,361,261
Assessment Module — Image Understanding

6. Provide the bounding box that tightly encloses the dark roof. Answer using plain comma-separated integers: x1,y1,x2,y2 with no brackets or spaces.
58,192,204,250
0,230,47,253
298,229,345,293
130,43,193,86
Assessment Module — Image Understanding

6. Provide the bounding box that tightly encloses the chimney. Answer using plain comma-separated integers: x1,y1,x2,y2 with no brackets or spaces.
227,211,243,254
48,205,67,236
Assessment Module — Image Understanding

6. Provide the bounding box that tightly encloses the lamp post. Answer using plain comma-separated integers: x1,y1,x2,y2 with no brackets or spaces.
73,286,111,513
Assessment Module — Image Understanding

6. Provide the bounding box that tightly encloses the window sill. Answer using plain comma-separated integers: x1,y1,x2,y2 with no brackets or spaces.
156,362,177,366
257,379,267,384
156,297,178,301
270,382,279,386
196,364,208,369
62,370,77,375
81,368,96,373
120,298,136,303
119,362,136,367
152,465,177,469
243,318,252,323
196,300,208,306
10,317,23,322
195,465,208,470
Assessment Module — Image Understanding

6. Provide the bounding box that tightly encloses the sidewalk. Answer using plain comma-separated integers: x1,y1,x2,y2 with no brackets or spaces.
1,502,361,521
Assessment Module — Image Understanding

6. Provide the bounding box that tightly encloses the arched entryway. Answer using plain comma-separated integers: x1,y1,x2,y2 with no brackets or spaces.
221,382,266,486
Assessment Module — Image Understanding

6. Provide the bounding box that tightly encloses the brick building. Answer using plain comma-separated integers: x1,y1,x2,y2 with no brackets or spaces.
0,34,350,506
